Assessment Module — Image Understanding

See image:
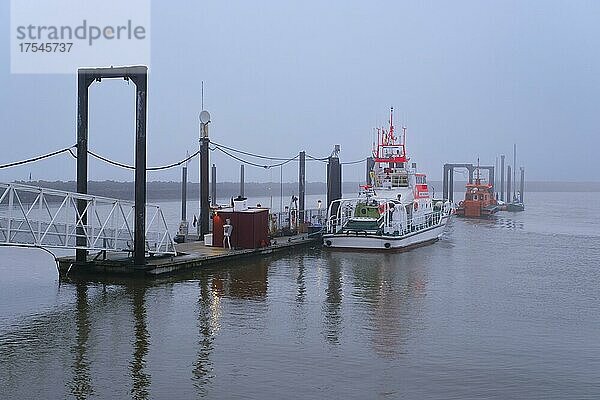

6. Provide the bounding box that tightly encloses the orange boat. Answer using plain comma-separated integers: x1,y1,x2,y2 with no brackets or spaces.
455,161,499,218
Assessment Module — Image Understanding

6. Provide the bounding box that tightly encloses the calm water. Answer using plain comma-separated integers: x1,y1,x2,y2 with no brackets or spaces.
1,192,599,399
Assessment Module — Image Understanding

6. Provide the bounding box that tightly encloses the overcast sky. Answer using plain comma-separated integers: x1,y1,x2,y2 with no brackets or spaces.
1,0,598,184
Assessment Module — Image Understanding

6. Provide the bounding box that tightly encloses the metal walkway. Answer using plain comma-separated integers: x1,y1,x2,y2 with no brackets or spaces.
0,183,176,255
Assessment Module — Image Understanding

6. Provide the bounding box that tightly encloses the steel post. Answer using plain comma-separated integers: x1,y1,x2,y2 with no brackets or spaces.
132,72,147,268
449,168,454,203
442,165,449,200
298,151,305,223
240,164,245,197
507,165,512,203
327,156,342,210
181,165,187,221
211,164,217,207
76,70,92,264
500,155,505,201
200,137,210,237
520,167,525,203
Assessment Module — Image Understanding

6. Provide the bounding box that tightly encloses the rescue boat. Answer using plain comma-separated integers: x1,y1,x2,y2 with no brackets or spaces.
455,160,499,218
322,107,453,250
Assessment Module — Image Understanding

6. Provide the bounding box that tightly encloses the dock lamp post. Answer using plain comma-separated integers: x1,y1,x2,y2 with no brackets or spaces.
199,110,211,239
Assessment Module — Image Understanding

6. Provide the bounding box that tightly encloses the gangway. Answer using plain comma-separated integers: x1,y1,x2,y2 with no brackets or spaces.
0,182,176,256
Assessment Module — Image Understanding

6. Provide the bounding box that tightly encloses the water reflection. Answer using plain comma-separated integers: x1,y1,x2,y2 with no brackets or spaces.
459,214,525,231
296,257,306,304
323,253,343,345
66,281,153,399
495,216,525,230
190,261,270,395
330,251,427,357
227,260,269,299
129,284,150,400
0,260,275,399
69,284,94,399
373,253,426,357
192,275,215,396
293,256,307,344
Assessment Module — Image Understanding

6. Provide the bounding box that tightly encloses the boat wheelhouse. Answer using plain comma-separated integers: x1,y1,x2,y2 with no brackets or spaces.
456,161,499,218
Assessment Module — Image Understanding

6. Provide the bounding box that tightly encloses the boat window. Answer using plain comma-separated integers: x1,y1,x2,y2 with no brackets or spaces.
391,175,408,187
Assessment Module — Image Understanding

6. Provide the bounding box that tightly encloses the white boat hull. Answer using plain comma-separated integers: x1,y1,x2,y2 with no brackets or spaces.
323,216,450,251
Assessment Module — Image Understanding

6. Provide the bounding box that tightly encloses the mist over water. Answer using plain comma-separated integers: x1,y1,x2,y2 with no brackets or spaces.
0,192,599,399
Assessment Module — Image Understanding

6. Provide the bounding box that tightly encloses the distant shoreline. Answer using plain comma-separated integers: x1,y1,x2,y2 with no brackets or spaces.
11,180,600,201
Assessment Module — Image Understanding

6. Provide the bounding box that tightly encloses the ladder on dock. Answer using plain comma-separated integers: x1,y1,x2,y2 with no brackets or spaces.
0,182,176,255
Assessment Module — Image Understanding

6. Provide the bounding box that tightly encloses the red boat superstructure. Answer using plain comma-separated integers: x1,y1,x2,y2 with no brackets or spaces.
456,160,499,218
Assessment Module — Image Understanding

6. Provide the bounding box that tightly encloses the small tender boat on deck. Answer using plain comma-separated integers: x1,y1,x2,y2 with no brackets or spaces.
323,108,453,251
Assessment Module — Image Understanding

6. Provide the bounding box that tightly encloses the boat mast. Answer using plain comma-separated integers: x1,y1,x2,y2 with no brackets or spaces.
513,143,517,201
389,106,395,143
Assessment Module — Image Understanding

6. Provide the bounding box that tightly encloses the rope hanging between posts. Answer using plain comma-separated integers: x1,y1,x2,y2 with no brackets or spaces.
211,145,299,169
340,157,368,165
209,140,297,161
0,141,367,171
210,140,331,164
0,145,76,169
67,149,201,171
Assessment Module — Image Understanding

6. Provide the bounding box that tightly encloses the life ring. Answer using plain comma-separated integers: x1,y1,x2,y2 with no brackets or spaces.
459,201,464,207
413,201,419,211
378,204,386,214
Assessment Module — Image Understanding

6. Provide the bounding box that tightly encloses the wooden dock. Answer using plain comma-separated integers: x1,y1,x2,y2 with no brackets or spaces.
58,234,321,277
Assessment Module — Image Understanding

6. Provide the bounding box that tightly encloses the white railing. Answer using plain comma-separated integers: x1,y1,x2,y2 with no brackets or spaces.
326,198,368,234
269,208,326,235
0,182,176,255
326,197,453,236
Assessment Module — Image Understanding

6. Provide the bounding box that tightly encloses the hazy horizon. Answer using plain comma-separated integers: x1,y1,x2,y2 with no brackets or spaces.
1,1,599,184
12,180,600,202
11,178,600,184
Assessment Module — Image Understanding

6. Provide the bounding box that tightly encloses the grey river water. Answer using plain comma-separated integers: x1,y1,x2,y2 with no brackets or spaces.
1,192,599,399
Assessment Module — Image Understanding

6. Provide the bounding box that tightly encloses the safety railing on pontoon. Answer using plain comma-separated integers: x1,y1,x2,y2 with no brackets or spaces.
0,182,176,255
269,208,326,236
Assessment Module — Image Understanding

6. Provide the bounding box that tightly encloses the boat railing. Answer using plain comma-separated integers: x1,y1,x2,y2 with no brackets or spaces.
381,202,451,235
269,207,326,236
327,198,453,235
326,198,361,234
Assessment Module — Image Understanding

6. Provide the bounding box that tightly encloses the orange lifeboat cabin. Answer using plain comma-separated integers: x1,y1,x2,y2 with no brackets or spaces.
455,165,499,219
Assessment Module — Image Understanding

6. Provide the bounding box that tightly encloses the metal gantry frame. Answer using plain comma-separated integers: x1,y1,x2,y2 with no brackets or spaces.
442,163,495,203
77,66,148,266
0,183,176,255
